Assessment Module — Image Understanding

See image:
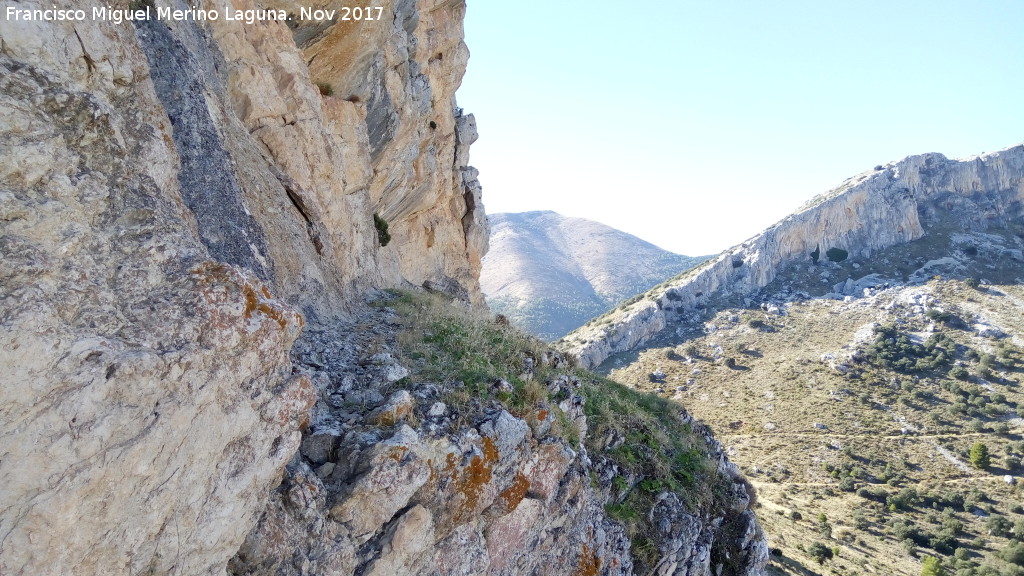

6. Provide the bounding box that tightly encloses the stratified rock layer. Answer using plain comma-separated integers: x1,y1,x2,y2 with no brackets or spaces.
562,146,1024,368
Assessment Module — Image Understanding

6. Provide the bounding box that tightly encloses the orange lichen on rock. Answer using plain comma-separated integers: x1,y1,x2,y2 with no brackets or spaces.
482,436,499,462
444,452,458,474
497,472,529,513
574,544,601,576
447,437,501,523
191,261,303,335
386,446,409,463
262,374,317,428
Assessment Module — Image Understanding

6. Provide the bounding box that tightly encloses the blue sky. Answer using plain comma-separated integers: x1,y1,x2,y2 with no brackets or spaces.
457,1,1024,255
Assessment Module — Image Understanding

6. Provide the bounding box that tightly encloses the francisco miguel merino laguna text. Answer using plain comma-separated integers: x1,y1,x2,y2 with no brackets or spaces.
5,6,385,25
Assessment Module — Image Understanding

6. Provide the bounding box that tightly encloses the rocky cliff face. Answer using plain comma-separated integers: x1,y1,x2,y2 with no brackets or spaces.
1,0,483,573
562,145,1024,368
0,1,763,575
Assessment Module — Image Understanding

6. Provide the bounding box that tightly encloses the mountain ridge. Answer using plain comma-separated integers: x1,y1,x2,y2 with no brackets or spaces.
559,144,1024,369
549,143,1024,575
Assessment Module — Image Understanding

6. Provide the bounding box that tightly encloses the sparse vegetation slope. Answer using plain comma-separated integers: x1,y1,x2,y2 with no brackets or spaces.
609,278,1024,576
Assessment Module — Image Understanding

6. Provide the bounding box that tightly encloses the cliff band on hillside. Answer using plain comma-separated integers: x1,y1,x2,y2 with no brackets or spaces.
562,146,1024,369
0,1,766,575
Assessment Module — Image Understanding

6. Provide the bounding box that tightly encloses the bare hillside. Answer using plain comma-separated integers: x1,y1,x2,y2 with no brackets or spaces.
481,211,705,339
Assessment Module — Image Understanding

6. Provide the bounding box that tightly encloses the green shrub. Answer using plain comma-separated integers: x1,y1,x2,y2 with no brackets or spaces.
853,509,870,530
862,324,953,373
315,81,334,96
921,556,945,576
949,366,970,380
857,486,889,502
986,515,1011,537
1004,542,1024,566
373,213,391,247
807,541,833,564
888,487,920,511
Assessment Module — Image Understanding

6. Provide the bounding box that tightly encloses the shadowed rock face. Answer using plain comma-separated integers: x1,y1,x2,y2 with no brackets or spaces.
482,211,706,340
562,145,1024,368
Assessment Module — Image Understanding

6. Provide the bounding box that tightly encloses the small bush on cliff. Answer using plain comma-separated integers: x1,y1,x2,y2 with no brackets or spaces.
808,541,833,564
315,81,334,96
921,556,945,576
373,213,391,247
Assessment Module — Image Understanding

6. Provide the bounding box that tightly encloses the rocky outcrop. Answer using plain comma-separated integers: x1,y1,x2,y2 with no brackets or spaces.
1,0,484,573
482,211,705,340
263,0,490,307
227,302,767,576
562,145,1024,368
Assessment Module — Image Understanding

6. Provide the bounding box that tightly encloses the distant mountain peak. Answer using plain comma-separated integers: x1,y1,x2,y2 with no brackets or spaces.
481,211,706,340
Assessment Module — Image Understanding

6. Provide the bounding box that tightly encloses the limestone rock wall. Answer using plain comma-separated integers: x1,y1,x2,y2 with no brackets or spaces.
268,0,490,306
1,0,485,573
0,10,315,574
563,145,1024,368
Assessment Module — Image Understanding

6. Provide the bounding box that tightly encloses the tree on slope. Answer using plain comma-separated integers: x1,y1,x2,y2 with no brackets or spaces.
970,441,991,469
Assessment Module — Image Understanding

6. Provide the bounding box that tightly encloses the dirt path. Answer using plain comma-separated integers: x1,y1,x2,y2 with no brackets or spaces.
750,475,1006,488
720,430,1012,441
933,443,973,473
